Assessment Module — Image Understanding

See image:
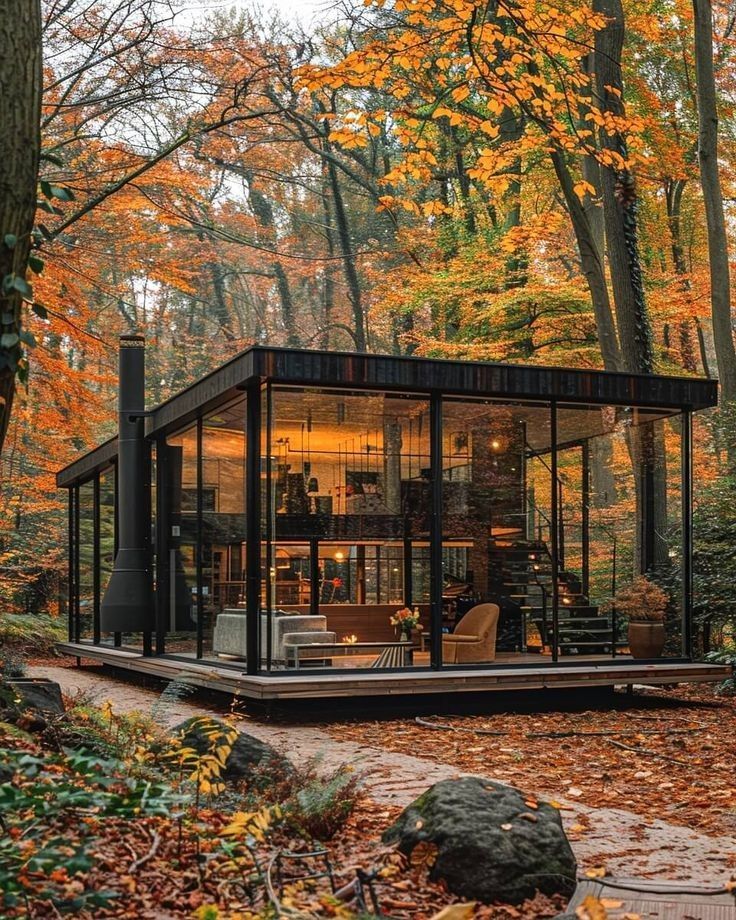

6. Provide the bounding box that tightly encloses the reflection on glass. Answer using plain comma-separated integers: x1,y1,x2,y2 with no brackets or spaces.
201,398,246,658
555,407,682,660
77,481,95,640
164,426,198,654
98,468,115,644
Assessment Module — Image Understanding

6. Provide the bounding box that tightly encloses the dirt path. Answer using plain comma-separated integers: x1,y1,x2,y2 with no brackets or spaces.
32,664,736,885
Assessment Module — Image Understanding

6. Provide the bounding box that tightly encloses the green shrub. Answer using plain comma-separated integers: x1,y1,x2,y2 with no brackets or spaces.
0,746,183,914
0,612,65,660
0,651,26,679
282,760,361,841
234,755,361,841
54,692,164,764
704,642,736,695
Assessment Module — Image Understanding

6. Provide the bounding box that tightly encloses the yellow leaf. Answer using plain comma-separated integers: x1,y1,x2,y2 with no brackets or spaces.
575,896,608,920
430,905,476,920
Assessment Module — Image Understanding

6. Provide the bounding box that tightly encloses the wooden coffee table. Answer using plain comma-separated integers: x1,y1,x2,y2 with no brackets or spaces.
284,640,413,669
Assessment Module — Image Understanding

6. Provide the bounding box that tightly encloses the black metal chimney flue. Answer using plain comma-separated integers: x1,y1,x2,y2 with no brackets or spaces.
100,334,154,632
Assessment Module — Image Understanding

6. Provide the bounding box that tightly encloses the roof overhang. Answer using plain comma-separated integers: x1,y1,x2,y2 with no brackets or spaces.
57,346,718,488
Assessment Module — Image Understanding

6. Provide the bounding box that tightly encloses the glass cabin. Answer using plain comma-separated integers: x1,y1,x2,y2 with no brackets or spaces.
57,345,717,682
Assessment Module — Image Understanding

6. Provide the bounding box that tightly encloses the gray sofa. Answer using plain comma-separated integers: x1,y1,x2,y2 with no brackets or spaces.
213,610,336,663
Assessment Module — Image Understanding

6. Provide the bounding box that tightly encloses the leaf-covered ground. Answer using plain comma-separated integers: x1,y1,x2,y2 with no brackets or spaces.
13,665,734,917
324,685,736,845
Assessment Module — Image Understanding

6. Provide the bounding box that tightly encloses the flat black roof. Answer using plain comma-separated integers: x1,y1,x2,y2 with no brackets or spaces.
57,345,718,487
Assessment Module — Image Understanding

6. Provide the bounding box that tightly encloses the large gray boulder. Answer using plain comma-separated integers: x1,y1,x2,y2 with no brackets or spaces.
172,717,290,784
383,776,577,904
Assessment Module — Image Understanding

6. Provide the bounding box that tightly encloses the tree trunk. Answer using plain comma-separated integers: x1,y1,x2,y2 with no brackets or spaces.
326,157,367,352
320,165,336,350
245,171,298,347
594,0,667,574
549,150,621,371
594,0,654,376
693,0,736,402
0,0,42,455
665,179,698,373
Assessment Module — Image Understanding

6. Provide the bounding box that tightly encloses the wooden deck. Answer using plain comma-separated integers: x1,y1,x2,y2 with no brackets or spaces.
57,642,731,701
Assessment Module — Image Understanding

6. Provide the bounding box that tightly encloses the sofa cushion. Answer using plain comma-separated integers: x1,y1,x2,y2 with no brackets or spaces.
282,631,337,647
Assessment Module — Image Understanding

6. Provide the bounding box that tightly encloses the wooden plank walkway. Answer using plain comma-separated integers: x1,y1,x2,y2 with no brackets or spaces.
568,877,736,919
57,642,732,701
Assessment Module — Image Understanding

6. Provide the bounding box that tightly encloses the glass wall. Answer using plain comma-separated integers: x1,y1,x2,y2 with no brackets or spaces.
162,425,199,655
77,480,95,641
201,398,246,659
98,466,116,645
67,380,692,673
442,400,552,663
261,387,431,670
555,406,683,660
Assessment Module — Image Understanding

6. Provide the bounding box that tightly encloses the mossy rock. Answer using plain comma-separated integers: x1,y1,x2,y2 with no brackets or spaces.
383,776,577,904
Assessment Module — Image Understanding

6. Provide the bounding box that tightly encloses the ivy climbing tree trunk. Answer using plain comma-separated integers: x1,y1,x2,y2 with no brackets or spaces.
594,0,654,377
693,0,736,405
594,0,668,573
0,0,42,456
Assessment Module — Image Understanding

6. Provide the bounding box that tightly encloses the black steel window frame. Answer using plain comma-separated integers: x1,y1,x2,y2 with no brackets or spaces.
72,370,698,673
681,410,693,659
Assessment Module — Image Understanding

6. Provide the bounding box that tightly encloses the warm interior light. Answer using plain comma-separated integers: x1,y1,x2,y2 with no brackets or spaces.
342,634,358,644
491,439,501,450
334,551,345,562
563,596,571,605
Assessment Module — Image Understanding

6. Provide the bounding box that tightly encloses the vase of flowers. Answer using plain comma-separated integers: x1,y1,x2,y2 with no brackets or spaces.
390,606,421,642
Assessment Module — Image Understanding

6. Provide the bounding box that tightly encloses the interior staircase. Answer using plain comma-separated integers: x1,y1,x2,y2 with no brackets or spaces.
489,536,623,655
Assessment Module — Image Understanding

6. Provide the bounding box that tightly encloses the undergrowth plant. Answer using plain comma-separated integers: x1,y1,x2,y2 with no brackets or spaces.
51,692,164,766
0,611,65,660
704,642,736,694
0,746,184,915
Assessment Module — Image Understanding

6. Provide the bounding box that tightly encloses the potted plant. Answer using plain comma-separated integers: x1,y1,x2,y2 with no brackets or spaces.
611,576,669,659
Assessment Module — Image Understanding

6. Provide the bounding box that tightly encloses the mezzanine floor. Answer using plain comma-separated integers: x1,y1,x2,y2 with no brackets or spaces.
58,641,731,701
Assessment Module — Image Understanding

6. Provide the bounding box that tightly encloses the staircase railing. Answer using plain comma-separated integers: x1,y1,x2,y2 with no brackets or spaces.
523,439,565,570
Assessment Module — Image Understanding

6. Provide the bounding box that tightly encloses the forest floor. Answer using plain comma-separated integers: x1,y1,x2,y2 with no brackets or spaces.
30,662,736,898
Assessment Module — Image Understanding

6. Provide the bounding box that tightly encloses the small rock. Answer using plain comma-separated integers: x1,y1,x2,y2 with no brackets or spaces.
5,679,64,714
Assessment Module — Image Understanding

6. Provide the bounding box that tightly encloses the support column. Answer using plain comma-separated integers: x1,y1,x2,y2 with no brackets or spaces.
93,474,101,644
581,441,590,598
73,486,80,643
196,419,204,660
67,489,75,642
245,378,262,675
430,392,443,669
550,402,559,663
681,410,693,659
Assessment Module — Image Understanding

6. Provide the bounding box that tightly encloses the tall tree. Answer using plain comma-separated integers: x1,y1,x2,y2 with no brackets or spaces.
0,0,43,454
692,0,736,404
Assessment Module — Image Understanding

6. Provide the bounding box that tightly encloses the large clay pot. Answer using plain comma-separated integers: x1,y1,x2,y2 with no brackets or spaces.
627,621,666,659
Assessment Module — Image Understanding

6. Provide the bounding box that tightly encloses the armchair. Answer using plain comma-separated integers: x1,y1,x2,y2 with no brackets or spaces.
442,603,499,664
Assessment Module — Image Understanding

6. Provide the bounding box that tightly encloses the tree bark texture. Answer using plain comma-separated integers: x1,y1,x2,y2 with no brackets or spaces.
0,0,42,455
549,150,622,371
693,0,736,403
594,0,655,376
